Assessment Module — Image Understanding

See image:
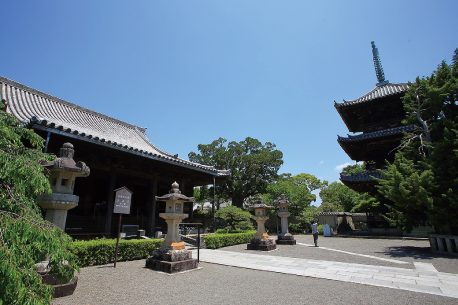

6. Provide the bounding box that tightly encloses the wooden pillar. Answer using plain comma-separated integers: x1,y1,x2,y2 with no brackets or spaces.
180,180,186,195
147,176,158,238
104,167,116,235
84,175,95,215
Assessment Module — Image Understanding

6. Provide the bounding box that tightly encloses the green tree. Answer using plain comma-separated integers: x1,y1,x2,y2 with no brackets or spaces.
189,137,283,207
319,180,379,213
264,173,324,216
377,49,458,233
299,205,319,227
193,185,210,210
0,103,79,304
215,205,254,231
340,163,365,175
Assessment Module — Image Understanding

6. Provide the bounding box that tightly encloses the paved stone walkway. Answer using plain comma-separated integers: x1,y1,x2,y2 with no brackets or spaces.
192,248,458,299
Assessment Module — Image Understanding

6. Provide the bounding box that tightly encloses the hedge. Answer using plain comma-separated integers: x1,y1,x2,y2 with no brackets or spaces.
72,239,163,267
204,231,256,249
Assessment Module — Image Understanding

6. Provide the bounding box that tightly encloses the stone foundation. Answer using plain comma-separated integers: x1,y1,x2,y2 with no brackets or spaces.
146,249,198,273
247,238,276,251
276,234,296,245
40,273,78,298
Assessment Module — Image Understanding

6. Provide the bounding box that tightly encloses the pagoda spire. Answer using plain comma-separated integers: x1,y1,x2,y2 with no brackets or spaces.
371,41,389,86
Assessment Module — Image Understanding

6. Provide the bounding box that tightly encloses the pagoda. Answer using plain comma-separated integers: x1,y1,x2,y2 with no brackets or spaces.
335,41,414,194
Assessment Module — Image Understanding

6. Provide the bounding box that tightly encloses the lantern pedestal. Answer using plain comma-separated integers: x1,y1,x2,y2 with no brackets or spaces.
146,182,197,273
276,211,296,245
247,215,276,251
276,233,296,245
145,249,198,273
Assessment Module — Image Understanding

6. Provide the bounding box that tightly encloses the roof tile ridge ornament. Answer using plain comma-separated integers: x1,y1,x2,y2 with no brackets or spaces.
371,41,389,87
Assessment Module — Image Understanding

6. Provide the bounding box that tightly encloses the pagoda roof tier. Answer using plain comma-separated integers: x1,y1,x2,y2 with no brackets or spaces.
337,125,415,162
340,170,384,182
335,83,409,133
335,83,409,107
338,125,416,142
340,170,383,193
1,75,229,177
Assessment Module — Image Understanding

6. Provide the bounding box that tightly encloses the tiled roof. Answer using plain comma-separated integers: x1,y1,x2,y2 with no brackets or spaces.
334,83,409,108
340,170,384,182
0,75,229,177
337,125,416,142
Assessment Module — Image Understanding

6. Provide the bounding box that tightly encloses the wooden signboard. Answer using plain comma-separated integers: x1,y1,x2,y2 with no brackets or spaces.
113,186,133,267
113,187,133,214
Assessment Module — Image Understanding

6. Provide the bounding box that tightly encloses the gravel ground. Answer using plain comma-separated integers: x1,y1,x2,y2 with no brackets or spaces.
52,260,457,305
52,236,458,304
221,235,458,274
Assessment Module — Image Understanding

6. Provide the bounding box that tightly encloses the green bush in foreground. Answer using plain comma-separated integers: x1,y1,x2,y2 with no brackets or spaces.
215,228,253,234
204,231,256,249
1,103,78,305
72,239,163,267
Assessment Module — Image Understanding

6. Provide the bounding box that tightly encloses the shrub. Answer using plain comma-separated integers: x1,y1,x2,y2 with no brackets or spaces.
215,206,254,231
316,225,333,235
317,225,324,235
288,223,305,233
204,231,256,249
215,228,253,234
72,239,163,267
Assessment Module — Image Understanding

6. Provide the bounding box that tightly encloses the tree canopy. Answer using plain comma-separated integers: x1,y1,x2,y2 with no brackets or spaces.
263,173,325,216
0,103,79,304
189,137,283,207
377,48,458,233
319,164,380,213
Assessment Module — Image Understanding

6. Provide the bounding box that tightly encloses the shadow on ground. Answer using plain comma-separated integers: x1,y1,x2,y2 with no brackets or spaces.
378,246,442,260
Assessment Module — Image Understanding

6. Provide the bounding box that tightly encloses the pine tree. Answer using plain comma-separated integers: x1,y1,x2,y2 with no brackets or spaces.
377,49,458,233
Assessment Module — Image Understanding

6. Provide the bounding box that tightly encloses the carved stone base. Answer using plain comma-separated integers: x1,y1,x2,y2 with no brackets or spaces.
37,261,78,298
247,238,276,251
146,249,198,273
146,257,198,273
276,234,296,245
40,273,78,298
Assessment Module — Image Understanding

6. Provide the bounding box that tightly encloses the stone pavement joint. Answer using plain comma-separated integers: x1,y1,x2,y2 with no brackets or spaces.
192,249,458,299
296,242,410,264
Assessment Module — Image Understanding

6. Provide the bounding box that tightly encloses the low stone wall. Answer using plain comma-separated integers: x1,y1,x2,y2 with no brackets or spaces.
429,234,458,256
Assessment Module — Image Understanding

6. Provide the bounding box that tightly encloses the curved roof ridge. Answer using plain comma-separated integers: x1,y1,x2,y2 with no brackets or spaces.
335,82,409,108
0,75,146,133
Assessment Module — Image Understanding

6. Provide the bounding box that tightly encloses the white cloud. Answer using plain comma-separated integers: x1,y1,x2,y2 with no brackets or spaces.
334,162,351,172
318,160,324,165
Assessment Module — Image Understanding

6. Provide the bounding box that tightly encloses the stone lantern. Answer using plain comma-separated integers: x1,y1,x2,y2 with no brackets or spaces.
36,143,90,231
274,194,296,245
247,197,276,251
146,182,198,273
35,143,89,298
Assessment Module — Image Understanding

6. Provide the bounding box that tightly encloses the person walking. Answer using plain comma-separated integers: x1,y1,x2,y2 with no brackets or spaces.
311,220,319,247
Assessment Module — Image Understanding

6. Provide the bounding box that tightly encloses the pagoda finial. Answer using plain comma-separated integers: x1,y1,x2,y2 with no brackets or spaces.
371,41,389,86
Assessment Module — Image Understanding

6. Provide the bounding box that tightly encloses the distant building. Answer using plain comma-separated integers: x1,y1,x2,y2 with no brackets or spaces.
1,75,229,238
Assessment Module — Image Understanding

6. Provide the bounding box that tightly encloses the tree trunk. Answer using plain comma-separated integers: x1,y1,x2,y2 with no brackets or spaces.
232,196,244,207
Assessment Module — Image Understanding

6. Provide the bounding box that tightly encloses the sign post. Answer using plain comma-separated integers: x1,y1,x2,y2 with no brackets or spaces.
113,187,133,268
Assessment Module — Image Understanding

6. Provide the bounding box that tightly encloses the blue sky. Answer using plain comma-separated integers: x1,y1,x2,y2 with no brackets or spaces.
2,1,457,205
